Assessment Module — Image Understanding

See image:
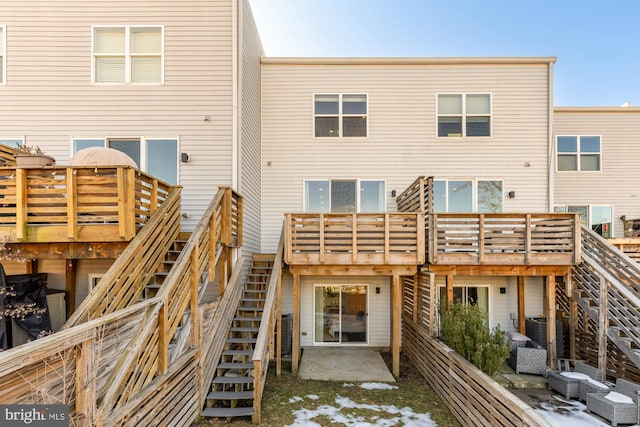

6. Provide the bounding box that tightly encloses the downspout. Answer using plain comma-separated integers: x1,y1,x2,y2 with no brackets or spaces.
547,61,555,212
232,0,239,191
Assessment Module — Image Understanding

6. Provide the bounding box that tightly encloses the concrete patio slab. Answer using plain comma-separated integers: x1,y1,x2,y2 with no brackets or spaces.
298,347,396,382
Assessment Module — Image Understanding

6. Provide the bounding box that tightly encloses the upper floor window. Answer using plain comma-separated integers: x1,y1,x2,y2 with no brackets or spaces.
554,204,612,238
0,26,5,84
314,94,367,138
557,135,601,171
72,137,178,184
304,179,384,213
437,94,491,137
93,26,163,84
433,179,503,212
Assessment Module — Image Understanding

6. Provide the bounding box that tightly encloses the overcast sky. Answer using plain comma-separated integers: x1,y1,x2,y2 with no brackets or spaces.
248,0,640,107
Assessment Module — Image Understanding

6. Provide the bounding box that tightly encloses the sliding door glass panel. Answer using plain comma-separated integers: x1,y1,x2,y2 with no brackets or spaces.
331,180,356,213
448,180,472,212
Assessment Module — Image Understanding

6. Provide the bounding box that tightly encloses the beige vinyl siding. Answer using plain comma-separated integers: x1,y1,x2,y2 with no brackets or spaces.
261,60,552,250
554,108,640,238
0,0,235,230
238,0,262,255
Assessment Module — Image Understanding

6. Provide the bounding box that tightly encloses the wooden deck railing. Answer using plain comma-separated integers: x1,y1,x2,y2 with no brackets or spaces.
429,213,581,265
0,187,244,425
0,166,173,242
252,232,283,423
285,213,424,265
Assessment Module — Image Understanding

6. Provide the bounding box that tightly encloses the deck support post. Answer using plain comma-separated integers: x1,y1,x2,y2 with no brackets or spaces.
65,259,77,318
546,275,557,370
445,272,454,307
598,275,608,379
517,276,525,334
392,274,401,377
566,272,577,361
276,259,283,376
292,273,301,375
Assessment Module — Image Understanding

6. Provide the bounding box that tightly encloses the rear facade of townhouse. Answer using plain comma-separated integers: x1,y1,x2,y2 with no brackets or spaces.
0,1,638,425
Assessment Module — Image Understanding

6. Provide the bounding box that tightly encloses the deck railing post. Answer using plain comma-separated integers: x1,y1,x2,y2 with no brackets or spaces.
209,204,218,280
478,214,485,264
236,193,243,247
158,303,169,375
525,214,532,264
190,246,200,347
66,168,78,241
76,335,97,426
15,168,27,241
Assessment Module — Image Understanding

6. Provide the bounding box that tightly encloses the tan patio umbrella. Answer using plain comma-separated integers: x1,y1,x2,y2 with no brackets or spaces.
69,147,137,167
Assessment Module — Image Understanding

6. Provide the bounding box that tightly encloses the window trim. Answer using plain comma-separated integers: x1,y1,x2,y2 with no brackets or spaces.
555,135,602,172
70,135,180,184
313,93,369,139
554,204,613,237
434,178,504,213
91,25,165,85
0,25,5,85
436,93,492,138
303,178,386,212
0,137,24,148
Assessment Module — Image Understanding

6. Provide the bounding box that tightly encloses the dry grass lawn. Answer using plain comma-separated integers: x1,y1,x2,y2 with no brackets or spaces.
193,352,457,426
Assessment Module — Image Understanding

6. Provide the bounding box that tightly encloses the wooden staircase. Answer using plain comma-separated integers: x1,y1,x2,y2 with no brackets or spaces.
145,234,190,299
572,226,640,370
201,256,274,420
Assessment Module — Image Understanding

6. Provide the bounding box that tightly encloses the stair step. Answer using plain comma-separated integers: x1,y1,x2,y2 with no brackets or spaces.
213,376,254,385
201,407,254,418
230,326,259,332
206,390,254,400
222,349,253,357
226,337,257,344
237,307,264,312
243,289,267,293
218,362,254,370
234,316,262,322
241,298,266,302
146,283,162,289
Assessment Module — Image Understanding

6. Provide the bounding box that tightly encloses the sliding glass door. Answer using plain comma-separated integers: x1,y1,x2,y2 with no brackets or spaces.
314,285,368,345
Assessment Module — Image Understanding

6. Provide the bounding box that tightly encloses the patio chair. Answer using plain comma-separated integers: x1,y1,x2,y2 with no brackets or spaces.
586,378,640,426
507,339,547,375
547,360,605,400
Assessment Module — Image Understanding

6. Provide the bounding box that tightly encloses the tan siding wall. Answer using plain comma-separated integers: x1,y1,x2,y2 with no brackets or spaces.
239,0,262,255
0,0,235,229
554,109,640,238
261,62,552,250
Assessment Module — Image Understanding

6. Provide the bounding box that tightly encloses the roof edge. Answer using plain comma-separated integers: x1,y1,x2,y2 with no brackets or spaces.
261,56,557,66
555,106,640,113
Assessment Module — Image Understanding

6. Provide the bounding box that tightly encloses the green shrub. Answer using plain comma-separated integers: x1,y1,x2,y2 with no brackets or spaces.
438,302,510,377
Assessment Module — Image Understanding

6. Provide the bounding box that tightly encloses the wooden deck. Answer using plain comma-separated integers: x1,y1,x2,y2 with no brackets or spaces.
0,165,174,244
284,213,425,266
429,212,581,266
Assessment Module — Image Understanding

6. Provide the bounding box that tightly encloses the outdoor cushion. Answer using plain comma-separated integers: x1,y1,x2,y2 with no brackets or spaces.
604,391,634,404
560,372,590,380
507,331,530,342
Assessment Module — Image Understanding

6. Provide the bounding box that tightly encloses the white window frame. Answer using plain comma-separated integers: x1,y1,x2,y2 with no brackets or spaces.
91,25,164,85
303,178,386,213
437,284,492,327
70,136,180,184
434,178,504,212
0,26,5,85
554,204,613,237
556,135,601,172
88,274,104,292
436,93,492,138
313,93,368,139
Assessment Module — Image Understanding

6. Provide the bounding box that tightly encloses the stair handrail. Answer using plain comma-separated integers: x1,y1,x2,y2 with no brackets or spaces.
251,228,284,424
64,186,182,326
574,225,640,369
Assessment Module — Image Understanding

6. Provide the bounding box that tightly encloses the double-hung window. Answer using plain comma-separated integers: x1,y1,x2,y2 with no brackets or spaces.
314,94,367,138
554,204,612,237
437,94,491,137
556,135,601,171
0,26,5,84
72,137,178,184
433,179,503,212
304,179,384,212
93,26,163,84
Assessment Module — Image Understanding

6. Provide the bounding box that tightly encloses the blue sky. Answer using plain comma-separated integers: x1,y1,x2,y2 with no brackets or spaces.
248,0,640,107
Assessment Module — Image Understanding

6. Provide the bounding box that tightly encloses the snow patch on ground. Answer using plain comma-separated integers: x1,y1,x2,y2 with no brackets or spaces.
285,395,436,427
534,396,609,427
288,396,303,403
359,382,399,390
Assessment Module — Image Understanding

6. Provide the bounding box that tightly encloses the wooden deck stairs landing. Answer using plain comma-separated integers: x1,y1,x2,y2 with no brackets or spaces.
201,256,274,419
572,226,640,371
